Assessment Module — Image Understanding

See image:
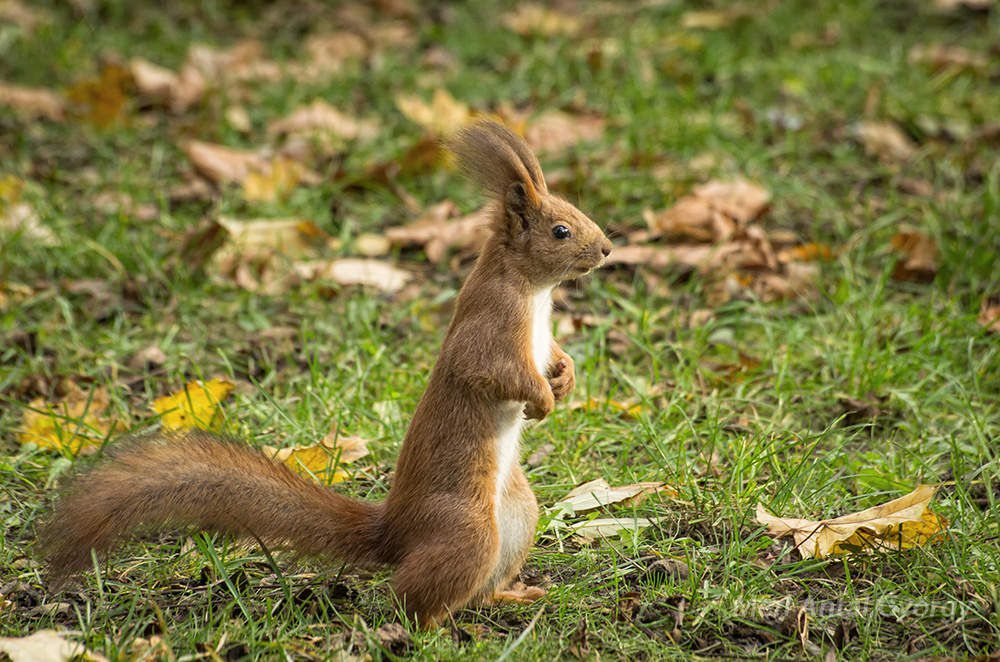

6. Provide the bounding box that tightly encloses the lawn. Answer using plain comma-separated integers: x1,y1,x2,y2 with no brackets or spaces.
1,0,999,660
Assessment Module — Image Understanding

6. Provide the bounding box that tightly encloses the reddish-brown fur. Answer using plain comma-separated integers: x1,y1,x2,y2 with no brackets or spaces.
39,120,612,627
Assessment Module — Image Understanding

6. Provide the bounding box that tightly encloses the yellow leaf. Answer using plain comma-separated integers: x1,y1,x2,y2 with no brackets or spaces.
756,485,947,559
573,397,644,420
395,89,471,135
18,384,122,455
242,158,304,203
152,378,233,431
65,63,130,128
262,430,370,485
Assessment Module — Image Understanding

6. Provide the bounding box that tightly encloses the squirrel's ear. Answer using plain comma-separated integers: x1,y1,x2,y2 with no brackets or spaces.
504,180,540,238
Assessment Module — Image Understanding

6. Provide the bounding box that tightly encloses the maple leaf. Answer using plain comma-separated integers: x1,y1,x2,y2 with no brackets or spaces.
755,485,948,559
152,378,233,431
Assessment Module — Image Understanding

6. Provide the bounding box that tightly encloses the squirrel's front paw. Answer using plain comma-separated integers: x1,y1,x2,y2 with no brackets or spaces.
524,389,555,420
548,356,576,402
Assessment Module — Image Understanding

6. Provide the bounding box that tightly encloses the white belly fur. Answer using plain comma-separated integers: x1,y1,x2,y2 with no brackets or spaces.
490,287,553,585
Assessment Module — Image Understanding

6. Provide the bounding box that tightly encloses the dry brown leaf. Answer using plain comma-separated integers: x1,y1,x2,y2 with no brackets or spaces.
978,296,1000,334
0,629,109,662
183,140,269,184
396,89,472,135
294,258,413,294
777,243,834,263
1,202,58,245
855,121,916,163
129,57,206,112
263,429,369,484
0,82,65,120
186,39,280,83
680,8,758,29
572,517,656,539
524,110,605,154
385,201,489,263
555,478,675,515
502,4,582,37
0,0,52,32
267,100,379,141
908,44,987,73
644,177,770,242
755,484,948,559
19,384,123,455
933,0,993,11
890,231,938,283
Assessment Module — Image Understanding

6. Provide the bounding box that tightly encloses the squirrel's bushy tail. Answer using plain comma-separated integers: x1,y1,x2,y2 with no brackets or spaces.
39,431,387,582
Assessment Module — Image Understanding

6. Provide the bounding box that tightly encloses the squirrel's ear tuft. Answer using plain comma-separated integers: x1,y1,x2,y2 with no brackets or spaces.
448,120,547,203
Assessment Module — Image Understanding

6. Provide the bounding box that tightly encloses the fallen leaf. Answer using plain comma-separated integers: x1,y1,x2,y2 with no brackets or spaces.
355,233,391,257
263,429,369,484
241,158,307,203
183,140,269,184
979,296,1000,334
0,630,109,662
890,231,937,283
186,39,280,83
294,258,413,294
643,177,770,242
524,110,605,154
933,0,993,11
0,0,53,33
152,378,233,431
0,82,66,120
129,57,206,112
572,517,656,539
1,202,58,245
569,397,644,420
555,478,675,516
395,89,472,135
755,484,948,559
908,44,987,73
215,217,329,262
855,121,916,163
375,623,413,656
385,202,489,262
267,99,379,141
18,384,122,455
777,243,834,263
224,105,251,133
502,4,582,37
65,63,130,127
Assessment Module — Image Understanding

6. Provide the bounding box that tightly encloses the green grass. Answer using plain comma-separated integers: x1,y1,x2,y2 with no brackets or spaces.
3,0,1000,659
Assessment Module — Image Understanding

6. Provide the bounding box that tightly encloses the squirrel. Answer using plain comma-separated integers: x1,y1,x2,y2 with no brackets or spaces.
39,119,613,628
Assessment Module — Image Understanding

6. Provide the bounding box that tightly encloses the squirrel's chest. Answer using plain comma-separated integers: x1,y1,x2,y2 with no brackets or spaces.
530,288,553,374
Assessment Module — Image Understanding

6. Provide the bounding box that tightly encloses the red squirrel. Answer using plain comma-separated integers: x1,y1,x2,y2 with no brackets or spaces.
39,119,612,627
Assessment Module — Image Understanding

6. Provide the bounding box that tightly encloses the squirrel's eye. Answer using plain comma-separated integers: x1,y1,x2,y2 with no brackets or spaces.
552,225,571,240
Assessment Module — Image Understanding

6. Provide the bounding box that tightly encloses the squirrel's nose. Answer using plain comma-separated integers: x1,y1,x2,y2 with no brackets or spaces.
601,239,612,258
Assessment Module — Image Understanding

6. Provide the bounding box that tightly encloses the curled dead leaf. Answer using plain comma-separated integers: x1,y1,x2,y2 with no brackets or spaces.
293,258,413,294
890,231,937,283
130,57,206,112
555,478,676,515
395,89,472,136
855,121,916,163
755,484,948,559
385,202,489,263
267,100,379,141
524,110,605,155
0,81,66,120
263,429,369,484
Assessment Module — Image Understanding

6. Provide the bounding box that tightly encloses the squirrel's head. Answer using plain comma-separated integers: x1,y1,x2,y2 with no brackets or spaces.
449,120,612,288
